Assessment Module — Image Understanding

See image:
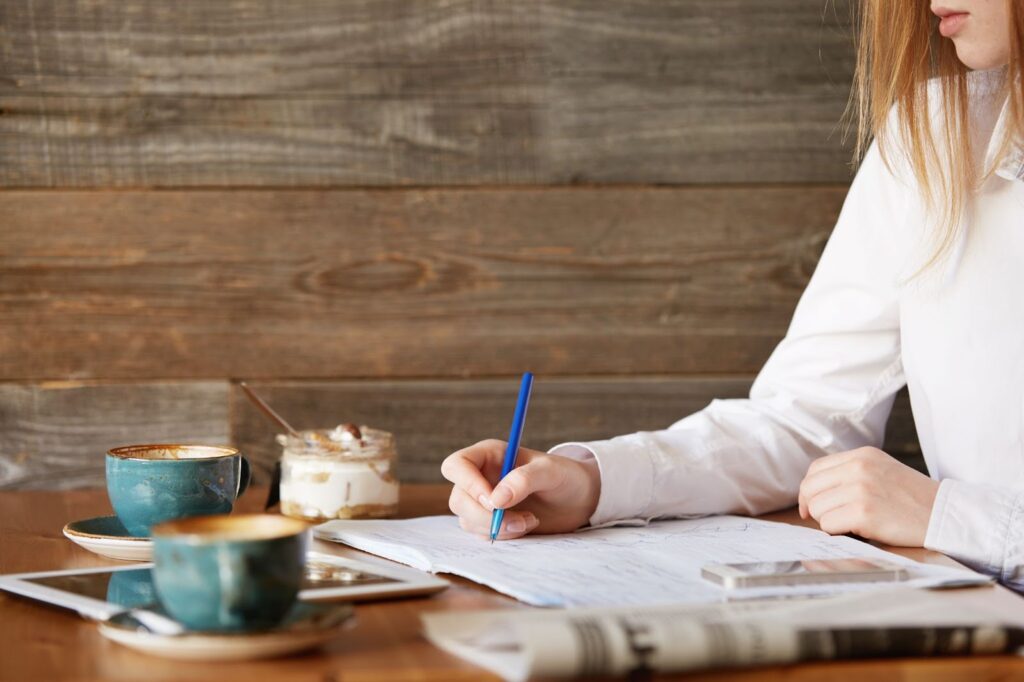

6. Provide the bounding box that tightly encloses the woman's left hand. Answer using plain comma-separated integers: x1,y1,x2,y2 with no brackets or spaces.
798,447,940,547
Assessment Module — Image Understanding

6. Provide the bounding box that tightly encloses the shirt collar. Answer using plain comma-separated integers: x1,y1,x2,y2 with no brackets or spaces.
993,141,1024,182
981,83,1023,182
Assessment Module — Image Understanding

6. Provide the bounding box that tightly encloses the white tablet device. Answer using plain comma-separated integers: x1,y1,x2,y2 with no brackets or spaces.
701,558,909,590
0,550,449,621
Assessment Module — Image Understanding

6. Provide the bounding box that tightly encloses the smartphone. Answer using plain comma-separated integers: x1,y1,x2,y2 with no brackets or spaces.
701,558,909,590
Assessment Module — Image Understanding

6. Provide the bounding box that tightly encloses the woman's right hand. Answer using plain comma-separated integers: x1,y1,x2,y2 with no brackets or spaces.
440,440,601,540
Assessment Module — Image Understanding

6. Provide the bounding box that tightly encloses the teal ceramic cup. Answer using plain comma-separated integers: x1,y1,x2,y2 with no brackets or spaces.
106,444,251,537
151,514,308,632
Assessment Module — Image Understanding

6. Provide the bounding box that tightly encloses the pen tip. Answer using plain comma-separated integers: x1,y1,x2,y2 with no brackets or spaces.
490,537,495,545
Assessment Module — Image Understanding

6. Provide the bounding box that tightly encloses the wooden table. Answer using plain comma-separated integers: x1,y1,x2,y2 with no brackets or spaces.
2,485,1023,681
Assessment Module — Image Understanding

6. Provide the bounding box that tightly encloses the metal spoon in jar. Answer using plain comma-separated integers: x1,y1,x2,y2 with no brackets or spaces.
238,381,303,440
237,381,312,510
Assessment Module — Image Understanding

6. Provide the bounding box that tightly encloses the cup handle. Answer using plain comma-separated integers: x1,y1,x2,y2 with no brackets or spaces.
237,456,252,499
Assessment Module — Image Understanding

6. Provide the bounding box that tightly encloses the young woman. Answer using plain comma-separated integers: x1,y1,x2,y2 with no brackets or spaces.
442,2,1024,588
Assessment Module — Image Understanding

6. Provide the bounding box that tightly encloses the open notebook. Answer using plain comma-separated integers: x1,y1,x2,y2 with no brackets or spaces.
314,514,989,607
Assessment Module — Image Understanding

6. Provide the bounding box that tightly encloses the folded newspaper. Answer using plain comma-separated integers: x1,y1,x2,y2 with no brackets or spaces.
422,588,1024,680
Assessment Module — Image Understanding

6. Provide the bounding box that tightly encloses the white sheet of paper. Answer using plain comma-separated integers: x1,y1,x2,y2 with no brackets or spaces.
315,515,988,607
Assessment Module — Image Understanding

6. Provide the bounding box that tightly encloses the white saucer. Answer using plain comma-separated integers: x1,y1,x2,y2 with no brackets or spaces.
98,603,353,661
63,516,152,562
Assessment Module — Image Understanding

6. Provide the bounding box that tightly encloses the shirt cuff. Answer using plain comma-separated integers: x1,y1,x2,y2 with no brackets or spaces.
548,437,656,527
924,478,1022,580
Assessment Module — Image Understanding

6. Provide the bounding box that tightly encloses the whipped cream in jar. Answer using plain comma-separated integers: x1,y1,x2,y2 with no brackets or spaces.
278,424,399,522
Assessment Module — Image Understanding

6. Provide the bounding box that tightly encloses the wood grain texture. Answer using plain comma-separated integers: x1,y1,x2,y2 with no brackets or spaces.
231,376,753,483
0,377,920,490
233,379,923,484
883,387,924,472
12,375,746,491
1,486,1022,681
0,186,845,381
0,0,855,186
0,381,229,490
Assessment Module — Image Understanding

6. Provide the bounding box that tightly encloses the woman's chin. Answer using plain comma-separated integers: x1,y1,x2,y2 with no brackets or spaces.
951,40,1010,71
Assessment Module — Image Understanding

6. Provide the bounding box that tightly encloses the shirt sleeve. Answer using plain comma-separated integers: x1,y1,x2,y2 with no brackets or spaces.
551,140,913,527
925,480,1024,590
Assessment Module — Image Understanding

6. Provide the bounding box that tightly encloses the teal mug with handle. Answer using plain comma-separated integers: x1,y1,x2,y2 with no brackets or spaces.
106,444,251,537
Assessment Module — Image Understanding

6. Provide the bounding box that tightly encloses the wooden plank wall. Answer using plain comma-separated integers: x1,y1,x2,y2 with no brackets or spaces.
0,0,923,490
0,0,856,186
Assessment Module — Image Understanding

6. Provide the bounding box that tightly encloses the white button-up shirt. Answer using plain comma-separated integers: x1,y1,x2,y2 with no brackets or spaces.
553,73,1024,588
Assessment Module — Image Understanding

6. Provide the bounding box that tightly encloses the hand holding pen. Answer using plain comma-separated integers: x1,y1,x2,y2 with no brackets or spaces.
440,373,603,540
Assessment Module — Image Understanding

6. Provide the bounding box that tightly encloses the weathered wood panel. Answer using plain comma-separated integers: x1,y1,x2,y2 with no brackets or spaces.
885,387,924,473
0,186,845,380
0,378,920,490
232,379,922,484
0,381,229,490
0,0,855,186
232,376,747,482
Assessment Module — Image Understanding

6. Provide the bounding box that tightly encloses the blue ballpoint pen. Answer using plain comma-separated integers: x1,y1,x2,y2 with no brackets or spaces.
489,372,534,543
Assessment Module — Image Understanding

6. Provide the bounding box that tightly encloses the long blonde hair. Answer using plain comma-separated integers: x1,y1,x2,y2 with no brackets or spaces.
850,1,1024,269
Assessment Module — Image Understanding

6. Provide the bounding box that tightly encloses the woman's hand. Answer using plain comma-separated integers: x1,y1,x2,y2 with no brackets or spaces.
798,447,939,547
441,440,601,540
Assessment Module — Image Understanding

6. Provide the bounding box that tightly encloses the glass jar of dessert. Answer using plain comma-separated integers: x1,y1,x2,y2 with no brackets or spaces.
278,424,399,522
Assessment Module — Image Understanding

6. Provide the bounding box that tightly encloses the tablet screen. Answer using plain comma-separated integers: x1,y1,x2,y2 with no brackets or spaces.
30,571,134,604
2,551,447,617
23,559,400,609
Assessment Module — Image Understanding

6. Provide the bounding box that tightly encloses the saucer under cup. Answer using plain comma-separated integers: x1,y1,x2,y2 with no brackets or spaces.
63,516,152,561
